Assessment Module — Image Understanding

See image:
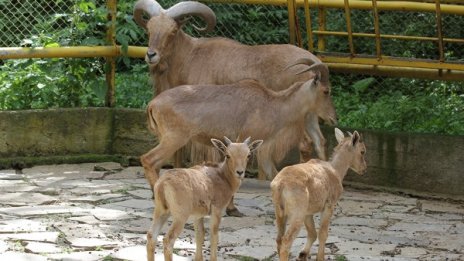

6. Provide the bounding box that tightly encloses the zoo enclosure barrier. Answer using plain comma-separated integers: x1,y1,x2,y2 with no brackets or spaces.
0,0,463,107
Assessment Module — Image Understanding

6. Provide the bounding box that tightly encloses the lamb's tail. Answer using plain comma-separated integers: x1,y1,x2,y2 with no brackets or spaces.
271,181,285,217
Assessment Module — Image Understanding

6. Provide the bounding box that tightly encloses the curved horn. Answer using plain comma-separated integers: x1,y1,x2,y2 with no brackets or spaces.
285,57,329,82
133,0,165,29
166,1,216,33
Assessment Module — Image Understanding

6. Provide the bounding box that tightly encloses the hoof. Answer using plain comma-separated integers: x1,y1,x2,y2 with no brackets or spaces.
297,252,308,260
226,208,245,217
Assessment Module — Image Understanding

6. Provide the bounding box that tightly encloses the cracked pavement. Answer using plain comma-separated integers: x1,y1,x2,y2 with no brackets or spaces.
0,162,463,260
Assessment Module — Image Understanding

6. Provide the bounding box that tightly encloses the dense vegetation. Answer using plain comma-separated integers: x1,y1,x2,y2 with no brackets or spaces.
0,0,462,135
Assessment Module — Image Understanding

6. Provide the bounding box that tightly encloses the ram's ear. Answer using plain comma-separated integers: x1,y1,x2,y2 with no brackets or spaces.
211,139,227,155
335,128,345,144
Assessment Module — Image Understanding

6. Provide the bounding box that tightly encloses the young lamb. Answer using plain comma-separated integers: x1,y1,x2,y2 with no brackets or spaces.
146,137,263,261
270,128,367,261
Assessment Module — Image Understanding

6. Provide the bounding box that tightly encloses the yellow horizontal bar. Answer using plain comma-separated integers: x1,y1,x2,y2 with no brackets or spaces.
321,55,464,71
313,30,464,43
328,62,464,81
201,0,464,15
0,46,148,60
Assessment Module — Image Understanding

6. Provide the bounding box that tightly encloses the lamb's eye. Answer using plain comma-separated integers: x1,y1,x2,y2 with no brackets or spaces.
247,154,252,160
226,155,230,159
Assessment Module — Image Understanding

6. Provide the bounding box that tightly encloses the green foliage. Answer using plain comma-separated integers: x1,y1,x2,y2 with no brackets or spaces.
115,63,152,108
333,76,464,135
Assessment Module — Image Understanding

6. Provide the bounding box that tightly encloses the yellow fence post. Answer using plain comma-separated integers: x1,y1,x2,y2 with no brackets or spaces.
303,0,314,51
105,0,117,108
343,0,355,56
372,0,382,60
318,3,327,51
287,0,296,44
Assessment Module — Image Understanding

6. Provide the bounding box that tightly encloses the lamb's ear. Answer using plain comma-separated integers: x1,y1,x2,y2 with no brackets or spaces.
248,140,263,153
351,131,360,146
335,128,345,144
211,139,227,155
223,136,233,146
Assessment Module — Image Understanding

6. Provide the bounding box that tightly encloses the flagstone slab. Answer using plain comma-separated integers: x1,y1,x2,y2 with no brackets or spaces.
0,192,57,206
337,200,384,216
25,241,61,253
0,171,23,180
0,251,47,261
68,193,125,203
90,207,133,221
336,240,397,257
127,189,153,199
225,244,275,260
68,215,101,225
0,232,59,243
332,216,389,228
0,185,38,192
54,222,107,239
68,237,119,249
0,205,87,216
397,246,427,258
0,241,7,253
99,199,153,210
0,219,47,232
48,250,112,261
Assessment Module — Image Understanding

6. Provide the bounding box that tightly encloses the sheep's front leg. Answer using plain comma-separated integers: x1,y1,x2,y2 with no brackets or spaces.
193,217,205,261
209,208,222,261
316,206,334,261
299,132,314,162
305,114,327,160
257,144,277,180
226,196,244,217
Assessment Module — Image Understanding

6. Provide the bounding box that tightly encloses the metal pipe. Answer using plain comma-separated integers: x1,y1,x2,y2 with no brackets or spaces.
321,55,464,71
105,0,117,108
200,0,464,15
372,0,382,60
312,30,464,43
328,63,464,81
343,0,355,56
435,0,445,63
287,0,297,44
303,0,314,51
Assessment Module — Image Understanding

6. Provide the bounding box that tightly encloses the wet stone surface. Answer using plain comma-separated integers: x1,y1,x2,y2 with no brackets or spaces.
0,162,463,260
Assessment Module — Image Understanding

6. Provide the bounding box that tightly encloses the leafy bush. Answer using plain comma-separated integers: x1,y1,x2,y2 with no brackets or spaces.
333,76,464,135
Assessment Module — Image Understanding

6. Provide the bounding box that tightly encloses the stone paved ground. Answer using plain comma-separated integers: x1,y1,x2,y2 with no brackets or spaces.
0,162,463,261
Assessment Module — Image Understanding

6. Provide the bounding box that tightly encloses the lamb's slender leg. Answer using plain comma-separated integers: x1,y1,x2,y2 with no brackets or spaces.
163,216,188,261
298,215,317,260
225,196,244,217
209,208,222,261
274,202,287,256
141,134,189,189
305,114,327,160
316,206,334,261
280,216,304,261
193,217,205,261
146,209,169,261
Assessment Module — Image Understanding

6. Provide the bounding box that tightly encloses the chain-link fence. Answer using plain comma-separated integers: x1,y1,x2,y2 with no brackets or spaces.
0,0,463,133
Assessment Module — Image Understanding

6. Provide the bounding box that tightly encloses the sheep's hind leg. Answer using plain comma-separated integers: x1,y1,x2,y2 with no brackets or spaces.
297,215,317,260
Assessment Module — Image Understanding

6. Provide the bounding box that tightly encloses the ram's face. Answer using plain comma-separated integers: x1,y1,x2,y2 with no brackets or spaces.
145,14,179,65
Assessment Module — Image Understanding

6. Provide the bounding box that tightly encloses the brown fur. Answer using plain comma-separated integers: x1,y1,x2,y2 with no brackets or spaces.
270,128,367,261
135,0,336,214
145,138,262,261
141,76,335,191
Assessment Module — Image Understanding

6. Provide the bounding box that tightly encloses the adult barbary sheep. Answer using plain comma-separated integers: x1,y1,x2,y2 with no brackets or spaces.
141,70,336,191
271,128,367,261
133,0,336,165
146,137,263,261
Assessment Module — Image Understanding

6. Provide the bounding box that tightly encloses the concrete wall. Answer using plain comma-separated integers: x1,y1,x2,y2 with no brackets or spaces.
0,108,463,196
